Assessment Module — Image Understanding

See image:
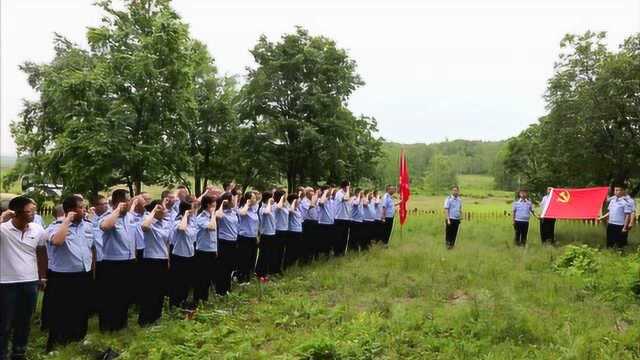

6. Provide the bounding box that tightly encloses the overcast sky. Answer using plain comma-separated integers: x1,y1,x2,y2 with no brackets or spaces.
1,0,639,156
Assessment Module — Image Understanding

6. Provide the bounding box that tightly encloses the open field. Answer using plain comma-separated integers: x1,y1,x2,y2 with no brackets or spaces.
25,214,640,359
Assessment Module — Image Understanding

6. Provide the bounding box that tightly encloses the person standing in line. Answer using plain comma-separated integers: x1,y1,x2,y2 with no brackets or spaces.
0,197,48,360
86,196,109,330
348,189,364,253
272,190,289,274
362,191,377,251
45,195,94,350
137,200,171,325
169,200,198,308
512,189,536,247
98,189,137,332
193,195,218,303
332,181,351,256
39,205,65,332
599,184,633,249
373,191,384,243
284,193,303,269
539,187,556,244
316,186,335,259
443,185,463,249
381,185,397,247
256,192,276,279
215,192,240,295
300,187,319,263
237,191,260,285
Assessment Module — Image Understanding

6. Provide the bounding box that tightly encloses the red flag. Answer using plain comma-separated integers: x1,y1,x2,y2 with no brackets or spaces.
541,187,609,219
399,150,411,225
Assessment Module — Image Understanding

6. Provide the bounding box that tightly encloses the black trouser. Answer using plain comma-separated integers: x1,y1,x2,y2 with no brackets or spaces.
138,258,168,326
94,261,106,331
46,270,91,351
193,250,218,303
217,240,238,295
99,260,135,332
302,220,318,262
317,224,334,258
606,224,626,248
169,254,194,308
382,217,394,245
0,281,38,360
272,231,287,274
445,219,461,248
333,219,350,256
133,249,144,307
514,221,529,246
373,220,385,243
539,218,556,243
284,231,303,269
237,236,258,283
361,221,375,250
256,234,275,277
40,280,50,331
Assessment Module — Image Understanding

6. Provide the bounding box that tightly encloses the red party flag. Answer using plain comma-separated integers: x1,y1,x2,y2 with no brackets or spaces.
399,150,411,225
541,187,609,220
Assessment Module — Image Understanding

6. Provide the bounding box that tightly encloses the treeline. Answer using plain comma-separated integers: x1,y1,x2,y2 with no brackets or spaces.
376,140,515,191
5,0,383,198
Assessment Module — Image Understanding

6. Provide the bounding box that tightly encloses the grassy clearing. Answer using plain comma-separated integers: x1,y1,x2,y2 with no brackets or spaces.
28,215,640,359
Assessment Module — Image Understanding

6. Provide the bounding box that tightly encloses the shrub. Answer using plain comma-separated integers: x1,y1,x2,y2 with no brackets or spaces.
554,245,599,276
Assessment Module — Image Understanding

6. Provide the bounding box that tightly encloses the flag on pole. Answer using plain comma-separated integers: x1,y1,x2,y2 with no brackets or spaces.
541,187,609,219
399,149,411,225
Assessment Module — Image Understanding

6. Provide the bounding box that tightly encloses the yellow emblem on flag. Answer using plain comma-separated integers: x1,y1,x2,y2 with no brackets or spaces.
557,190,571,203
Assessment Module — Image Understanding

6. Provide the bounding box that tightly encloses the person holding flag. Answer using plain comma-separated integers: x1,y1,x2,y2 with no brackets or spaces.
443,185,462,249
398,150,411,232
512,189,536,247
539,187,556,244
599,184,633,248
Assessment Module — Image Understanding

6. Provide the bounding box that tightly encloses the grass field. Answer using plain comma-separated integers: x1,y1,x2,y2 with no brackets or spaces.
25,214,640,360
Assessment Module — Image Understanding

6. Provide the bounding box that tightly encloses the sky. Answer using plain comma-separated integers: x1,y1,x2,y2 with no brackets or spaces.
1,0,639,156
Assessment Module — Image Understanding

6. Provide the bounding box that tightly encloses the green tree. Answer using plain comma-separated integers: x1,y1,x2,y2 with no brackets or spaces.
240,26,382,191
422,154,458,193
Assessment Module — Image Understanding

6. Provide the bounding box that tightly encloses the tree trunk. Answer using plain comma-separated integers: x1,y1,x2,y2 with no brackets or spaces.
127,181,134,197
194,169,202,197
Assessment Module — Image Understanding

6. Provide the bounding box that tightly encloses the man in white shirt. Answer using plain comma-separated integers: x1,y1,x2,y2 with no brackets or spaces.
0,196,48,360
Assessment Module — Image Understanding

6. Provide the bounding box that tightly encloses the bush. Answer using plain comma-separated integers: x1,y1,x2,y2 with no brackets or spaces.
554,245,599,276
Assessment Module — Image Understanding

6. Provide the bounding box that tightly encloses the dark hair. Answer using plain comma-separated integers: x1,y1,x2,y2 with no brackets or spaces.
261,191,273,204
161,190,171,200
451,185,459,190
354,188,362,195
320,185,330,192
199,195,216,214
340,180,350,188
62,195,84,213
178,200,192,217
176,185,188,190
111,189,129,206
91,195,106,206
145,200,161,213
287,193,298,204
9,196,35,212
239,192,254,208
613,183,626,189
216,192,233,210
273,189,286,203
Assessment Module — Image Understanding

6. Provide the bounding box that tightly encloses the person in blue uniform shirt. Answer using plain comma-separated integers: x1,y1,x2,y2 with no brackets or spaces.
599,184,633,248
215,192,239,295
45,195,94,350
284,193,303,269
332,181,351,256
170,199,198,308
193,195,218,303
137,200,171,325
622,188,636,246
539,187,556,244
361,191,377,251
300,187,319,263
316,186,335,259
348,189,365,252
98,189,137,332
273,190,290,274
237,191,260,284
443,185,463,249
512,189,536,247
88,195,109,324
381,185,397,246
256,192,276,280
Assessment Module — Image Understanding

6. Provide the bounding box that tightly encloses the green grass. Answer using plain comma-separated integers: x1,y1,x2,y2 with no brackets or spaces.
26,215,640,359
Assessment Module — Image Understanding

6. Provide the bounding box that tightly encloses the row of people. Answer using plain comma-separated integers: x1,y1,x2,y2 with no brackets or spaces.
0,182,399,358
443,185,636,249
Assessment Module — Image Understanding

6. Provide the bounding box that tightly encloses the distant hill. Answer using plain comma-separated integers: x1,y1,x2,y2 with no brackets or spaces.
0,155,17,169
376,140,507,186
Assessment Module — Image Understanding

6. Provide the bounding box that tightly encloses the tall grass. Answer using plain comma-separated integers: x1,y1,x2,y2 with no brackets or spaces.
27,215,639,359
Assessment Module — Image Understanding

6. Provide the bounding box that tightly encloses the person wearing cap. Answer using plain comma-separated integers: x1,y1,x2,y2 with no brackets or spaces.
512,189,536,246
539,187,556,244
443,185,463,249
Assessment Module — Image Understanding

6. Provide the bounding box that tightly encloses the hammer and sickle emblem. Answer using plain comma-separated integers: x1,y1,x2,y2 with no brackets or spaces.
557,191,571,203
